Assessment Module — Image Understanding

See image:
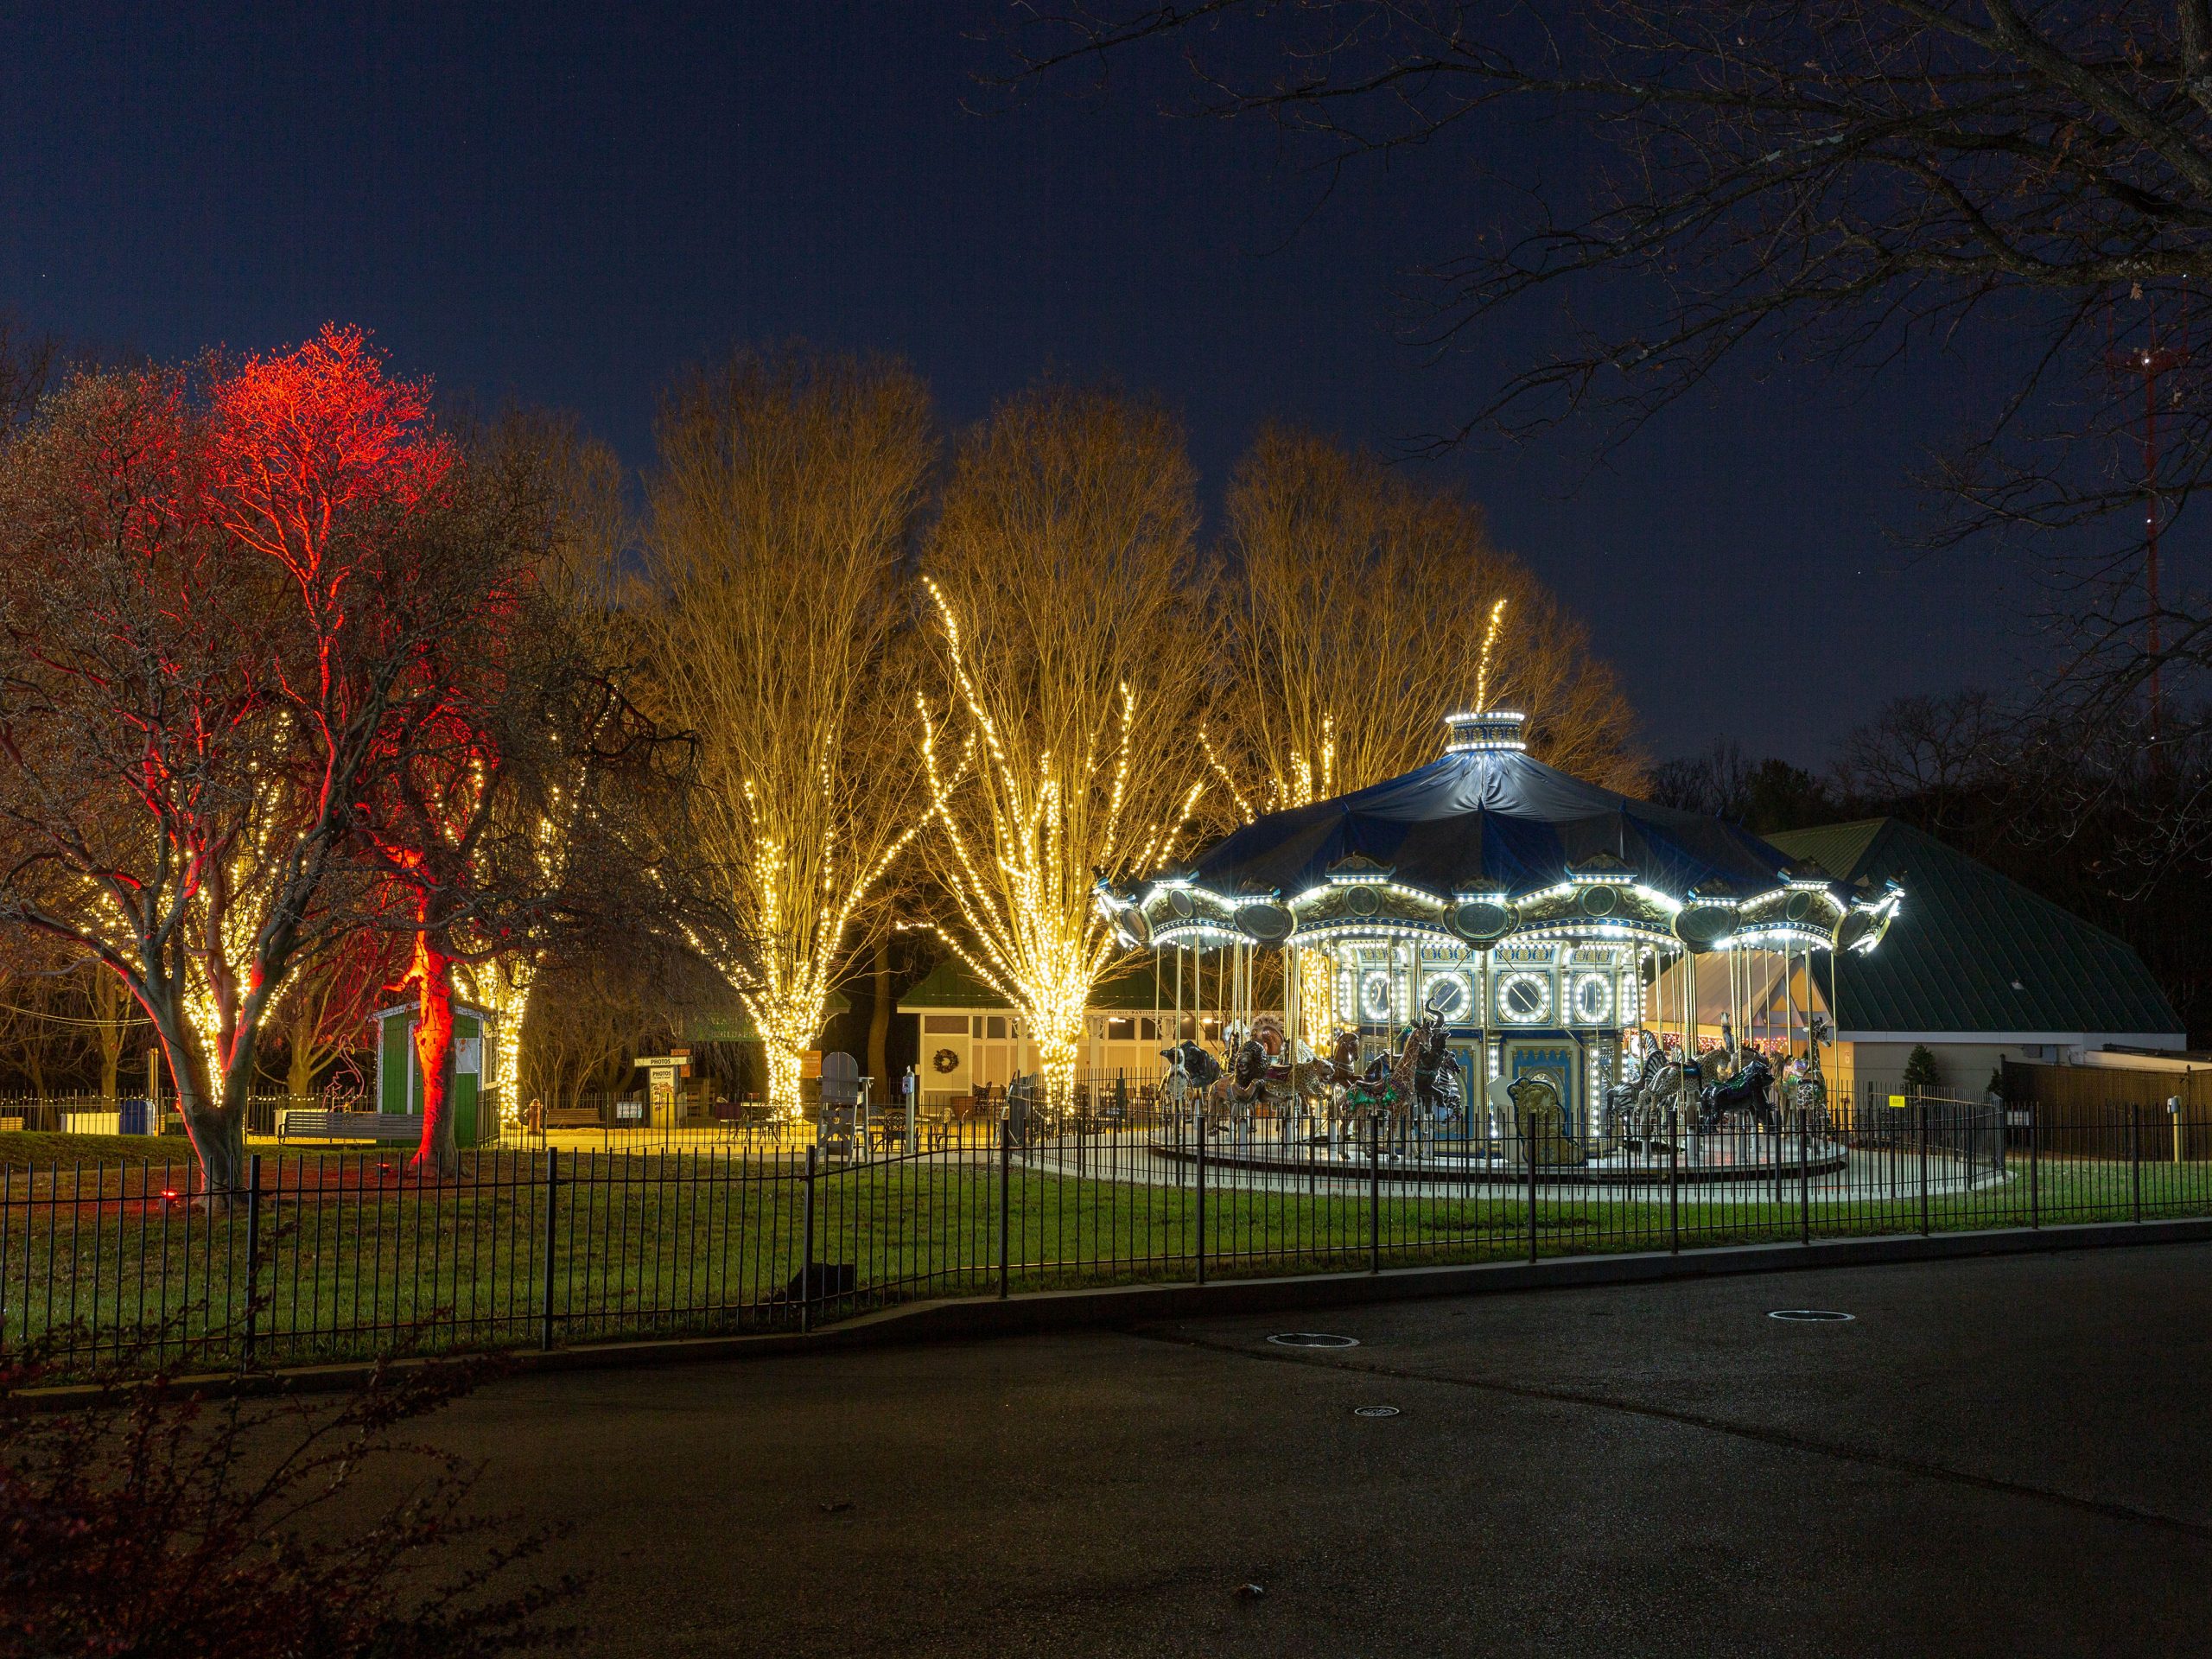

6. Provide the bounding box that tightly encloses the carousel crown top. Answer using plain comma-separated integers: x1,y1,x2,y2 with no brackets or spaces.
1101,709,1901,957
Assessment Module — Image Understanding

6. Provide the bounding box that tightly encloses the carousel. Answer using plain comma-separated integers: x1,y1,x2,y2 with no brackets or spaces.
1096,709,1902,1185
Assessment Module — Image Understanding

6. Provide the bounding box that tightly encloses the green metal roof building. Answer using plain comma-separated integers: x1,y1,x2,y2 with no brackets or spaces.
1765,818,2183,1098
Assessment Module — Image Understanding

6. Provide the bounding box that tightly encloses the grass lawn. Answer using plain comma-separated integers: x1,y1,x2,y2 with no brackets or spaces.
3,1139,2204,1379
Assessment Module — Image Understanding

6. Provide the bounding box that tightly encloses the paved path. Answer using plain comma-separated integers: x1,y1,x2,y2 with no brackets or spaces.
418,1243,2212,1656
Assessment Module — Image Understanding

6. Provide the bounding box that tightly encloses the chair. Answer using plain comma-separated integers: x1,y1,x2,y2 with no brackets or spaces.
817,1052,863,1158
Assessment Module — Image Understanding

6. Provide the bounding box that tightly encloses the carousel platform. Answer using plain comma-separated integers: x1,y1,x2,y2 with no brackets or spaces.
1146,1132,1851,1186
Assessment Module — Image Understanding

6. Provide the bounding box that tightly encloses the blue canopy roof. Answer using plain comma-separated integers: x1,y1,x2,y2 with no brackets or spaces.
1176,744,1795,902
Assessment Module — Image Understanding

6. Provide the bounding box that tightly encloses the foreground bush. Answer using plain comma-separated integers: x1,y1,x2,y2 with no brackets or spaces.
0,1342,575,1658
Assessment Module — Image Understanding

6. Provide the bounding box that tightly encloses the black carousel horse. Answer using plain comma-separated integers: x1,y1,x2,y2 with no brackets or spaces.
1698,1047,1777,1133
1163,1039,1221,1085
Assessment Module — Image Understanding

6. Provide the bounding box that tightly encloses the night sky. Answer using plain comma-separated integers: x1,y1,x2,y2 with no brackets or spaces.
2,3,2043,766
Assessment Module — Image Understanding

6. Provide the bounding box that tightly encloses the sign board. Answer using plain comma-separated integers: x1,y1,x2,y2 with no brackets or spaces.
1887,1094,1907,1111
635,1053,691,1127
801,1050,823,1081
615,1100,644,1122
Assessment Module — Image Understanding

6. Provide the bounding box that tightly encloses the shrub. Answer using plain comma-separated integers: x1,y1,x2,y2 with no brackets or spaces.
0,1340,577,1657
1901,1044,1942,1098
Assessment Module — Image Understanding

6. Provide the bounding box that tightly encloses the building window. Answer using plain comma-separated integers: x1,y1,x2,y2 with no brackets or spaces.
922,1014,966,1035
986,1015,1007,1039
1141,1018,1160,1040
1105,1017,1135,1039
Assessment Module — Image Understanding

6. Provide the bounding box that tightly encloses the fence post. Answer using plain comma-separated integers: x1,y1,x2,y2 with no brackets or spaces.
2028,1100,2039,1230
1369,1115,1382,1275
998,1127,1011,1300
1798,1108,1811,1246
1668,1124,1680,1255
802,1145,817,1332
1193,1104,1207,1287
1917,1102,1930,1236
539,1148,559,1351
1527,1111,1539,1267
2132,1102,2143,1224
0,1163,10,1356
241,1152,263,1370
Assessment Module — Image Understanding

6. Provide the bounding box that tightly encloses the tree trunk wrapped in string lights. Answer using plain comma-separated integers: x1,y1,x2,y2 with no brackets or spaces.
916,386,1211,1113
638,350,934,1119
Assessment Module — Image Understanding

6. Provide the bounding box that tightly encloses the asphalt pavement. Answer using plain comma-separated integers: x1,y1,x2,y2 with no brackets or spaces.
423,1243,2212,1657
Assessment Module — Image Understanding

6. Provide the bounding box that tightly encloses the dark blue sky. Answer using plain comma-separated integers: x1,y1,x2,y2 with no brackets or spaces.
1,3,2042,764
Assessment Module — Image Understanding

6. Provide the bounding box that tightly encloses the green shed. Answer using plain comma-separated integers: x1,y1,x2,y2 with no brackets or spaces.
372,1001,496,1147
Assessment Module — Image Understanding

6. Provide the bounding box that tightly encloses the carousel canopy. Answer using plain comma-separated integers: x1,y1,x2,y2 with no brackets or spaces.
1183,728,1780,901
1110,712,1899,955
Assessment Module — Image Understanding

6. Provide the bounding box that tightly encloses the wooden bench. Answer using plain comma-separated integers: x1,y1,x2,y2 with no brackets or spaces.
277,1109,423,1145
542,1107,603,1130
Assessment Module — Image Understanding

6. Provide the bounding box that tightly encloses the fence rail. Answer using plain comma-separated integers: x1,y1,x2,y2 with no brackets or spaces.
3,1080,2208,1380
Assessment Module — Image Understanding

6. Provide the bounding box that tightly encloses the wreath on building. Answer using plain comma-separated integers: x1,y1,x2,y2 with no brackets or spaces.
931,1047,960,1075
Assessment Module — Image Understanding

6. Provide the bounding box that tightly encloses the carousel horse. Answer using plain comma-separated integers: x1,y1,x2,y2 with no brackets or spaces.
1601,1027,1667,1147
1211,1020,1265,1135
1411,1006,1461,1125
1344,987,1459,1136
1783,1014,1832,1134
1233,1014,1332,1116
1699,1045,1778,1133
1159,1040,1221,1117
1603,1026,1696,1147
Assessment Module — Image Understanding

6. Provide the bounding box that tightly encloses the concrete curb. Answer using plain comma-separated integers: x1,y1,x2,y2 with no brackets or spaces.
19,1216,2212,1408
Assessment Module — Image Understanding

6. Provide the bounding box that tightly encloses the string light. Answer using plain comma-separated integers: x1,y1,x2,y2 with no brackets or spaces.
918,579,1204,1109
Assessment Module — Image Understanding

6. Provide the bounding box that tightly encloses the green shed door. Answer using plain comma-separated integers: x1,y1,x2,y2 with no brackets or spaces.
380,1014,412,1115
452,1014,480,1147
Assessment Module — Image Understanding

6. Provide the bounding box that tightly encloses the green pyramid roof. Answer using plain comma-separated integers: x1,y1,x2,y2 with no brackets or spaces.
1766,818,2180,1039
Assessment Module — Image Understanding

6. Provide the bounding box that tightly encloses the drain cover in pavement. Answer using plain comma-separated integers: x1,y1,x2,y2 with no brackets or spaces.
1268,1332,1360,1348
1768,1308,1854,1322
1351,1405,1402,1419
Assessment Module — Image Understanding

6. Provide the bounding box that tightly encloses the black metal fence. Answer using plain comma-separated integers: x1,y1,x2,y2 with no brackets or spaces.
3,1081,2207,1380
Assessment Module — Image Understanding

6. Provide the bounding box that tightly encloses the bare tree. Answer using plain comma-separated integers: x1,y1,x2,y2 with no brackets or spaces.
519,950,663,1114
917,385,1212,1106
636,349,936,1118
0,308,60,441
1208,427,1642,818
0,958,90,1101
1832,689,2011,836
447,410,632,1124
264,933,400,1100
1007,2,2212,727
86,957,137,1101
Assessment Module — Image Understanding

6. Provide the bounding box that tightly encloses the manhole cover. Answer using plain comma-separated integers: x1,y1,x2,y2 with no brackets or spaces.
1268,1332,1360,1348
1351,1405,1402,1419
1768,1309,1854,1323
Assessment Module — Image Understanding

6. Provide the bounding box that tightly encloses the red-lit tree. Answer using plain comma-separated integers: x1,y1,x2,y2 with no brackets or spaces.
0,328,511,1198
355,415,674,1176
